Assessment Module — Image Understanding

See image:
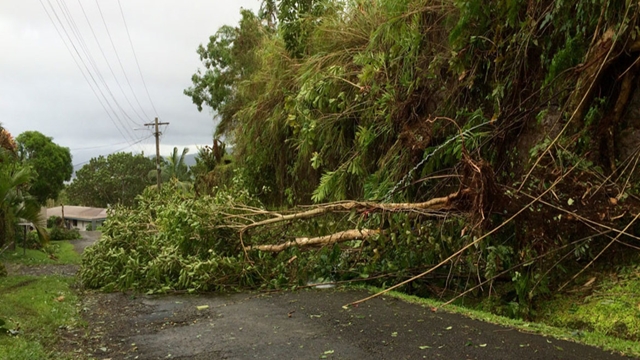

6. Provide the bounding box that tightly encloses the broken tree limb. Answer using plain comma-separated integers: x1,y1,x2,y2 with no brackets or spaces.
246,229,379,253
240,190,468,233
345,164,579,308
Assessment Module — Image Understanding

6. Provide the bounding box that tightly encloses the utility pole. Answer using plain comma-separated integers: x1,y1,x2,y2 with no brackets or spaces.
144,117,169,190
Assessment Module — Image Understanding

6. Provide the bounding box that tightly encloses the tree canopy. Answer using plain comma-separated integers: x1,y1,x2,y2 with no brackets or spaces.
184,9,264,136
0,125,48,248
67,152,155,208
16,131,72,205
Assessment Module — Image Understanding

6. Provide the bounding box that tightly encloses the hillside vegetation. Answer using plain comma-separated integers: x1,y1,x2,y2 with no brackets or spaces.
82,0,640,326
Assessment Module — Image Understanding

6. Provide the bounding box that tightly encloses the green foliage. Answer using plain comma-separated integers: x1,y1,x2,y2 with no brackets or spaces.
0,144,48,248
188,0,640,203
174,0,640,322
78,179,507,302
259,0,278,27
49,227,80,241
277,0,325,57
184,9,264,136
15,131,72,204
200,0,467,205
46,216,61,229
67,152,155,208
80,180,260,292
191,140,234,195
149,147,191,184
540,264,640,341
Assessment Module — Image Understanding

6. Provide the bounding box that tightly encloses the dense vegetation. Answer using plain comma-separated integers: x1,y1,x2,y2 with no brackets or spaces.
0,125,50,253
16,131,73,205
83,0,640,325
67,152,155,207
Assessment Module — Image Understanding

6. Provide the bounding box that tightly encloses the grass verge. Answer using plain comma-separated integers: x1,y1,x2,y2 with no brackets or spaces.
0,275,81,359
359,285,640,358
0,241,81,265
537,265,640,343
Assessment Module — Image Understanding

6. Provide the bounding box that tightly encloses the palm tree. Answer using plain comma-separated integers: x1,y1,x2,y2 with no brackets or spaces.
259,0,278,28
165,147,191,182
148,147,191,190
0,146,48,249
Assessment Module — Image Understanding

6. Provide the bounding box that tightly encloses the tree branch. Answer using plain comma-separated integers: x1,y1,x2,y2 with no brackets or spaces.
241,190,468,233
246,229,379,252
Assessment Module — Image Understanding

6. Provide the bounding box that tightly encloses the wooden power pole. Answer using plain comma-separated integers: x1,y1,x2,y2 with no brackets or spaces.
144,117,169,190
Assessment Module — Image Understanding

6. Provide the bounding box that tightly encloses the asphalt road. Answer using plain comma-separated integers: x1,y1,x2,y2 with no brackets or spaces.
59,231,635,360
72,289,633,360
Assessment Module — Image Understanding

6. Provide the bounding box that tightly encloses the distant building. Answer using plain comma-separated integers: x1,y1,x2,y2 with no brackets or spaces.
47,206,107,230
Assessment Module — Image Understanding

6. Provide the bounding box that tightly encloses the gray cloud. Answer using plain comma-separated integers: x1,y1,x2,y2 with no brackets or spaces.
0,0,260,167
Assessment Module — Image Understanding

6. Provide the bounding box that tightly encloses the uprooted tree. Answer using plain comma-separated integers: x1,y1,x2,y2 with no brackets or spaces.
83,0,640,318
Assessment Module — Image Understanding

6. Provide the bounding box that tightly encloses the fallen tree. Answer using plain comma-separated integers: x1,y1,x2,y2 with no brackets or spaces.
240,189,469,252
246,229,380,252
81,0,640,325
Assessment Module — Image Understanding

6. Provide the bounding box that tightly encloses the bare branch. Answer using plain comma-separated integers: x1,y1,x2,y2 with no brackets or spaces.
246,229,379,253
241,190,468,233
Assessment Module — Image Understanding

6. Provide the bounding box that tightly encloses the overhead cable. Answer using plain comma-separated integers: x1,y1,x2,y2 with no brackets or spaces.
76,0,149,124
117,0,160,116
40,0,135,148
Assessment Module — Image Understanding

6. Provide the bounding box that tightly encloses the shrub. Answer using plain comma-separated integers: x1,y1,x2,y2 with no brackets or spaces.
49,227,80,241
85,224,92,231
46,216,62,229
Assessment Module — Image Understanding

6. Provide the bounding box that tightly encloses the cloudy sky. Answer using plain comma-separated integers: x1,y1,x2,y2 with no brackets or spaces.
0,0,261,169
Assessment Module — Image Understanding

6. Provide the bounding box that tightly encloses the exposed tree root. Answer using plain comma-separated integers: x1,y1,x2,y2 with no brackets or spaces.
344,164,578,308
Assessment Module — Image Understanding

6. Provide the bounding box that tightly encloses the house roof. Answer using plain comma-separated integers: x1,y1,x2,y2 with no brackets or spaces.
47,206,108,221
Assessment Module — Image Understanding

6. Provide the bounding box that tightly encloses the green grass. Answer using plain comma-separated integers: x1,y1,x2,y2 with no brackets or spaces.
357,285,640,358
537,265,640,343
0,275,81,359
0,241,81,265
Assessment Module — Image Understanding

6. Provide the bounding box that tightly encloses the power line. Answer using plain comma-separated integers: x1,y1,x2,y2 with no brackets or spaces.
55,0,142,133
70,138,143,151
44,0,138,142
72,135,153,168
41,0,151,153
76,0,148,124
117,0,160,116
91,0,152,122
39,0,135,148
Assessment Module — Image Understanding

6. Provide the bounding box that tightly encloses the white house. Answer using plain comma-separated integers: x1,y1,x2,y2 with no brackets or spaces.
47,206,107,230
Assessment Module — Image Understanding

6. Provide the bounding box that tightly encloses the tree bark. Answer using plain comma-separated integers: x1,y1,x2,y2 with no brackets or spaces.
246,229,379,252
241,190,467,233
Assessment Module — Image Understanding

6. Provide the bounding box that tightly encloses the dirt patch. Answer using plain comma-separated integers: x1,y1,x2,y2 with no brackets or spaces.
56,289,632,360
4,263,79,277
